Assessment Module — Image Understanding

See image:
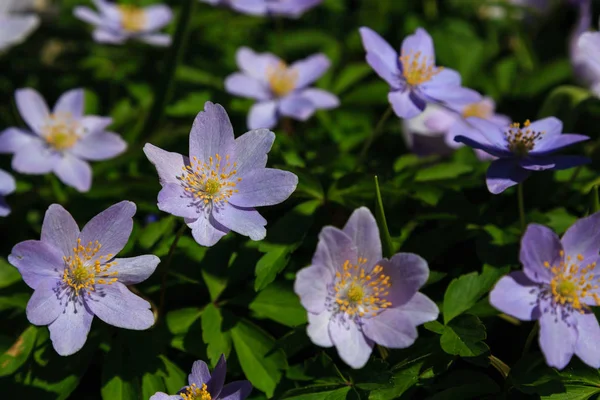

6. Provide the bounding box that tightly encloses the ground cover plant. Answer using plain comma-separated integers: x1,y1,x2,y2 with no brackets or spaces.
3,0,600,399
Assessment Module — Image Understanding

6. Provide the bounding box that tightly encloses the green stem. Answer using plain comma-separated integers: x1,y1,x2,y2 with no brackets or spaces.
522,322,539,356
517,183,525,232
592,186,600,214
374,176,395,258
158,223,187,318
489,355,510,379
134,0,195,143
358,106,393,165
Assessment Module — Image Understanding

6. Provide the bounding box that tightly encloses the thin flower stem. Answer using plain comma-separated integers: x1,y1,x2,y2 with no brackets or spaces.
158,223,187,319
488,354,510,379
517,183,526,232
358,106,393,165
498,313,521,326
522,321,539,356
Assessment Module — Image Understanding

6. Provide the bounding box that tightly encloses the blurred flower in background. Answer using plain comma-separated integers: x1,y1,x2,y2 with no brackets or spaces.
74,0,173,46
477,0,552,20
0,88,127,192
200,0,323,18
0,0,40,52
569,0,600,96
0,168,15,217
225,47,339,129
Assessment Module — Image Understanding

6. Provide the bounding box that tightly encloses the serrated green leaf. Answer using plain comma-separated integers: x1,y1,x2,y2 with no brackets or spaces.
201,303,232,366
249,283,308,327
440,314,489,357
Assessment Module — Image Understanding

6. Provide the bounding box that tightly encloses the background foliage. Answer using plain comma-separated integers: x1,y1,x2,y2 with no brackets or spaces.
2,0,600,399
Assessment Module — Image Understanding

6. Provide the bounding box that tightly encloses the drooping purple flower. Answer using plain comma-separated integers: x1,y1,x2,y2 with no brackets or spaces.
9,201,160,356
0,88,127,192
490,213,600,369
0,168,16,217
294,207,439,369
0,0,39,52
74,0,172,46
454,117,590,194
225,47,339,130
358,26,481,120
200,0,322,18
150,354,252,400
143,102,298,247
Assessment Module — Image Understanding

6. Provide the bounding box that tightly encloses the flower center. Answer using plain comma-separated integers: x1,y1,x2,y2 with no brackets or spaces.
545,250,600,313
118,5,146,32
179,154,241,205
399,51,443,87
505,119,544,156
462,100,494,120
62,238,118,296
266,61,298,97
41,113,79,151
333,259,392,318
181,383,211,400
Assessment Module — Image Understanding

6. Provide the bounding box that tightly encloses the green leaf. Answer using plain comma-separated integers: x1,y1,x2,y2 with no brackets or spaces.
0,257,22,289
427,370,500,400
166,307,202,336
138,216,175,249
414,163,473,182
231,318,288,397
201,303,232,367
255,247,291,292
166,91,213,117
333,63,373,94
538,85,591,130
283,386,350,400
443,265,508,324
440,314,489,357
541,386,600,400
101,335,140,400
509,353,563,395
0,325,37,377
249,283,308,327
368,362,421,400
374,176,395,258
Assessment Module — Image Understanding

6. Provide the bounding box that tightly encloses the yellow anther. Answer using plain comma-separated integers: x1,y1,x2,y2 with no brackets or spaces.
399,51,443,86
41,112,79,151
62,238,118,295
266,61,298,97
334,261,392,318
178,153,240,205
546,253,600,311
118,5,146,32
180,383,211,400
505,119,544,156
462,100,493,120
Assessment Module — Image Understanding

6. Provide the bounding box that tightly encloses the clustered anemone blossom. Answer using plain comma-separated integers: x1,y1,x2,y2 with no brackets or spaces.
0,88,127,192
453,116,590,194
150,354,252,400
490,213,600,369
225,47,339,129
200,0,323,18
9,201,160,356
0,168,16,217
74,0,173,46
144,101,298,247
359,26,481,119
294,207,439,369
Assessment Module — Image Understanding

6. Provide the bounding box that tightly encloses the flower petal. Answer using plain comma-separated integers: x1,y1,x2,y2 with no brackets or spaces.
233,129,274,175
93,28,127,44
248,101,278,130
190,102,235,164
342,207,382,267
290,53,330,89
489,272,541,320
80,116,113,135
71,132,127,161
48,299,94,356
453,135,510,159
73,6,104,27
53,89,84,117
79,201,136,259
462,117,507,148
137,33,172,47
207,354,226,397
362,307,418,348
12,140,61,174
531,134,589,155
218,381,253,400
0,14,39,51
312,226,357,274
539,306,577,370
388,90,425,119
299,88,340,109
213,204,266,241
230,168,297,208
142,5,173,31
521,224,563,284
189,360,211,386
279,95,316,121
235,47,281,83
224,73,271,101
393,292,439,326
401,27,434,61
0,127,35,153
380,253,429,307
111,255,160,285
26,278,63,326
54,154,92,192
0,168,16,196
157,184,199,219
486,158,531,195
229,0,268,15
357,27,398,79
9,240,63,289
574,311,600,368
15,88,50,133
294,266,333,314
41,204,80,257
87,282,154,329
561,212,600,262
307,310,333,347
421,74,481,106
186,214,230,247
143,143,188,186
329,317,374,369
149,394,180,400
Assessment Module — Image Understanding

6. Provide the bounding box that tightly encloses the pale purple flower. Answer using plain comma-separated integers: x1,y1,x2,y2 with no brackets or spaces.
150,354,252,400
490,213,600,369
9,201,160,356
143,102,298,247
74,0,172,46
0,0,39,52
294,207,439,369
574,32,600,96
200,0,322,18
454,117,589,194
359,26,481,120
0,168,16,217
225,47,339,130
0,88,127,192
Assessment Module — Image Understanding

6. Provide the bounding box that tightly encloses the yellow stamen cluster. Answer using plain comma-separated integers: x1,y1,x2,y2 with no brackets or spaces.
399,51,443,87
506,119,544,155
62,238,117,296
41,113,79,151
180,383,211,400
118,5,146,32
462,100,493,120
334,258,392,317
544,250,600,313
266,61,298,97
179,154,241,205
